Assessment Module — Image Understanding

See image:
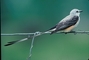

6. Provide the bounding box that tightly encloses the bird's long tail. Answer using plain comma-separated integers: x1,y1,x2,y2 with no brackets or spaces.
44,25,57,35
50,30,57,35
4,37,30,46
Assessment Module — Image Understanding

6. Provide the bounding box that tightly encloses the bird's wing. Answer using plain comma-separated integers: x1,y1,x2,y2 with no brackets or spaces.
56,15,79,31
50,15,79,34
48,15,71,31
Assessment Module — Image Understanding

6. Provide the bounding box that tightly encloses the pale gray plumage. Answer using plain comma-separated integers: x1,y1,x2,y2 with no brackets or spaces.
49,9,82,34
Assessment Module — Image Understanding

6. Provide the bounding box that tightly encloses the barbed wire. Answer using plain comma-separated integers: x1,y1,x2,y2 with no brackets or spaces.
1,31,89,60
1,31,89,36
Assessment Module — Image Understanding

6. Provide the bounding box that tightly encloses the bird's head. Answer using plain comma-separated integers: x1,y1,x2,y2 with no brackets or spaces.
70,9,83,16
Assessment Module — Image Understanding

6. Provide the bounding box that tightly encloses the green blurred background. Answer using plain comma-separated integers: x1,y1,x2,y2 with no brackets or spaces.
1,0,89,60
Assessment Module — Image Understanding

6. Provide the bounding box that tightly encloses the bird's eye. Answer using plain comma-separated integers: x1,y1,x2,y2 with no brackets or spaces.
76,11,78,13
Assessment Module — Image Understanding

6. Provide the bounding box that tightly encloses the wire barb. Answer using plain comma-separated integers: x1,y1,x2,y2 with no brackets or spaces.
27,32,38,60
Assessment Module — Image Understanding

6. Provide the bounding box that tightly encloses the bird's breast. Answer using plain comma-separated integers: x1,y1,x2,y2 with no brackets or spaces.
64,25,75,32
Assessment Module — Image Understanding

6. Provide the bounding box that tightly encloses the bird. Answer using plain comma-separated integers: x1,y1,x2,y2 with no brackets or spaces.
4,9,82,46
48,9,82,34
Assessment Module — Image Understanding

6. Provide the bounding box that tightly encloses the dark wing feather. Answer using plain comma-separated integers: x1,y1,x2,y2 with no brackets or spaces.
57,16,79,30
51,16,79,34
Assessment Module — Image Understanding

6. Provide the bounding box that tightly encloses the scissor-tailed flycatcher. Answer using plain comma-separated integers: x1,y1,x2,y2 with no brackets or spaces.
49,9,82,34
4,9,82,46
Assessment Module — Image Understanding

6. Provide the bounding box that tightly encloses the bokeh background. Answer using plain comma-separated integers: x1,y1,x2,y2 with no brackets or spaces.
1,0,89,60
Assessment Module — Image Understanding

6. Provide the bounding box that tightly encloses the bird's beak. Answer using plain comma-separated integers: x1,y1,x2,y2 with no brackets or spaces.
79,10,83,12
